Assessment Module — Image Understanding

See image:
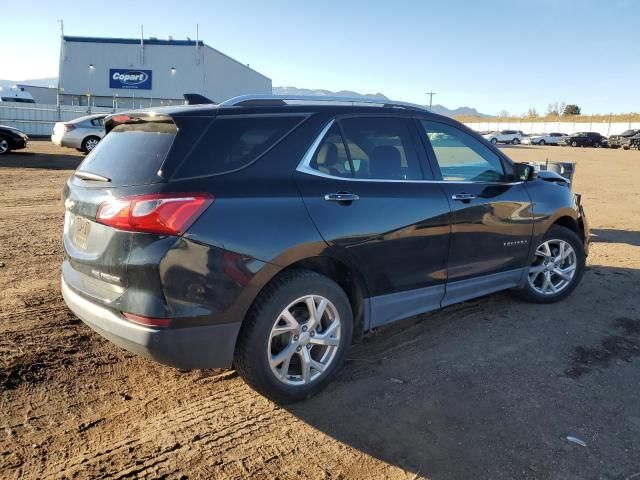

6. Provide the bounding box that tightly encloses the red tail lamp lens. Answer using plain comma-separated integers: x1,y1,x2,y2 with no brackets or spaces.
97,193,213,235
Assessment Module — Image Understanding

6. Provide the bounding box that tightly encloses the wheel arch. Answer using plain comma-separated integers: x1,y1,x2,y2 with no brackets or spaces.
243,254,370,344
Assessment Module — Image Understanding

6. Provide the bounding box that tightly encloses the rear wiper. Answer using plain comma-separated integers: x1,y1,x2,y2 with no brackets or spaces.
74,171,111,182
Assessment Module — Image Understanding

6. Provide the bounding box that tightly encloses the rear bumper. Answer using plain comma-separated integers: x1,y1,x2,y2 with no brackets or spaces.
51,134,81,148
61,276,241,369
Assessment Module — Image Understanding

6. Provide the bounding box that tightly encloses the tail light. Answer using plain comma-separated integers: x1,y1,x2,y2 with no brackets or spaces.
63,124,76,132
96,193,214,235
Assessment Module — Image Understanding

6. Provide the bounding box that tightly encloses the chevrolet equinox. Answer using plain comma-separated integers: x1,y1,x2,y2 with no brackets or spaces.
61,95,589,402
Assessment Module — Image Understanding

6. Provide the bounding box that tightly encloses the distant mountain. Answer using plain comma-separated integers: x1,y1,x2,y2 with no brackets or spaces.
0,79,488,117
0,77,58,90
273,86,488,117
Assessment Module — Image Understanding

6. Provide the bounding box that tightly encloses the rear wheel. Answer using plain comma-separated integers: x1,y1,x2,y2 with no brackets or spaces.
512,138,520,145
571,141,578,147
0,136,10,155
514,225,585,303
234,270,353,403
81,136,100,153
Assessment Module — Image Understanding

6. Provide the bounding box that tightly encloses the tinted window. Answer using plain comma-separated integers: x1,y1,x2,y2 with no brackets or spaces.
175,115,303,178
91,118,105,127
77,121,176,187
339,117,423,180
421,121,506,182
310,124,352,178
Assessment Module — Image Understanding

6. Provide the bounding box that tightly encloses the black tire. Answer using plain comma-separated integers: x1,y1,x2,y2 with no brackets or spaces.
81,136,100,153
490,138,498,144
234,270,353,403
76,148,84,152
571,141,578,147
0,135,10,155
514,225,585,303
512,138,520,145
539,139,545,145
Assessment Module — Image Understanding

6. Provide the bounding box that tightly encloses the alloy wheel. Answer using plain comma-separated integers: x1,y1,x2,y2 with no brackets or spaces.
528,239,577,295
0,138,8,154
85,138,99,152
268,295,341,386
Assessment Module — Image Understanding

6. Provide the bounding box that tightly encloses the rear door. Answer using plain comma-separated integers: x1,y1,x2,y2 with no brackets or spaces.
294,115,451,327
417,120,534,305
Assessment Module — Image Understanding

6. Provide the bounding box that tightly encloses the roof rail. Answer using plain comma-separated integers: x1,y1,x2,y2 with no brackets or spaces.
218,94,428,111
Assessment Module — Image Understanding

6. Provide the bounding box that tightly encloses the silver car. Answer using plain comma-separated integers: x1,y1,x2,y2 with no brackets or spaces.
51,114,106,153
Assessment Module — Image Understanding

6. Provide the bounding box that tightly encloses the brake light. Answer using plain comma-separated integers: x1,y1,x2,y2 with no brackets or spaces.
122,312,171,328
63,124,76,132
96,193,213,235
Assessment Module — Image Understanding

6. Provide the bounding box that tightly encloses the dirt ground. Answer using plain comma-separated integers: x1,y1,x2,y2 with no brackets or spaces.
1,139,639,480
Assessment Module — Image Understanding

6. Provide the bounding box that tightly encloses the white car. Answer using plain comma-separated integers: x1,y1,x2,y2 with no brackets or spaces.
481,130,524,145
52,114,106,153
521,132,568,145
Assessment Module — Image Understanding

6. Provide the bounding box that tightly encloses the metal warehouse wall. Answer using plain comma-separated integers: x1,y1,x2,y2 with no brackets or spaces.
58,37,271,104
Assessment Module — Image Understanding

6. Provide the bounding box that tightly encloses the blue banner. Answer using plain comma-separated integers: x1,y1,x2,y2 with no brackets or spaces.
109,69,152,90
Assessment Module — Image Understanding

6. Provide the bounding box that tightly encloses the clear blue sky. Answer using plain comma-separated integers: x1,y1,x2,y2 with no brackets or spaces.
1,0,638,115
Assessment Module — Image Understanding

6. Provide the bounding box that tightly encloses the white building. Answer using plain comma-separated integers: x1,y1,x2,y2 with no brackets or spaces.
58,35,271,108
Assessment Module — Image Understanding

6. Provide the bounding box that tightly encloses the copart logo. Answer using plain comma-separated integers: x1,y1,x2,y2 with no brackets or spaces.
112,71,148,85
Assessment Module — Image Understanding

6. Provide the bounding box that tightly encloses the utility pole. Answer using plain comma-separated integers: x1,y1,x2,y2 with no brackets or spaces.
426,91,436,111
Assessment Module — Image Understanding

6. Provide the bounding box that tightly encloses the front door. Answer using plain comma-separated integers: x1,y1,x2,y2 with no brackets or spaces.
294,116,451,327
417,120,534,306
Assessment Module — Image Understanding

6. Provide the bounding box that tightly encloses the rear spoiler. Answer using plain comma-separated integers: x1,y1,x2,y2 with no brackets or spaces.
183,93,215,105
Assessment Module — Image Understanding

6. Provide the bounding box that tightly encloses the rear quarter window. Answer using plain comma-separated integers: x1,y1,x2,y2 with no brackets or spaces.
173,115,305,179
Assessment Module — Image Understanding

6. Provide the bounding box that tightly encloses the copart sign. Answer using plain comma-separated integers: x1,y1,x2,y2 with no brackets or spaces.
109,69,152,90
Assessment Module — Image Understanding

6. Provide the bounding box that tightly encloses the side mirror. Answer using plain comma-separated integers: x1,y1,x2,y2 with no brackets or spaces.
514,163,535,181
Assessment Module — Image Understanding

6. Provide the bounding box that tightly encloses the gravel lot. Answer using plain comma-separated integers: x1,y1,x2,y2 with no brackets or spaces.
1,140,639,479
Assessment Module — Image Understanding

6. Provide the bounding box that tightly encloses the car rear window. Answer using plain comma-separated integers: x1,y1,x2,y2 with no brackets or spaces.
172,115,304,179
76,122,176,186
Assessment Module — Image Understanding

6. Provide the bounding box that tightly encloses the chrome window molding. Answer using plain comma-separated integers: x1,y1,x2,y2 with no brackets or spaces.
295,119,524,186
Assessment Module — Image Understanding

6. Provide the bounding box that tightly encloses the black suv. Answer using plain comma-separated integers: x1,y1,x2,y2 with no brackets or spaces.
562,131,606,147
61,95,589,402
608,129,640,149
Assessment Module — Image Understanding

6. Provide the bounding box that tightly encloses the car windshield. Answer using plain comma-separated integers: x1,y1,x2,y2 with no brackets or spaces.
621,130,637,136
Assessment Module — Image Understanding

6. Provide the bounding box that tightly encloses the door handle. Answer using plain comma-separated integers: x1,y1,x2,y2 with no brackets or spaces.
451,193,476,201
324,192,360,202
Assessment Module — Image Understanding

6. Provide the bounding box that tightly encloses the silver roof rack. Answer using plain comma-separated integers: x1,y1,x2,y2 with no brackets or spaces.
218,94,428,111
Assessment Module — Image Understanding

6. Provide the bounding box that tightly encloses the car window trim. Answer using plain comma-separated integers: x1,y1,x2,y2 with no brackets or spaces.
296,119,523,185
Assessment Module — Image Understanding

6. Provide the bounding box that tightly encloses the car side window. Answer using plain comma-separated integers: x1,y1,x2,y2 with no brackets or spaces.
420,121,507,183
310,124,352,178
339,117,423,180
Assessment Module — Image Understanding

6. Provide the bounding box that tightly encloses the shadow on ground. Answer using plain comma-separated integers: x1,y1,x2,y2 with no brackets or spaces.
591,228,640,247
287,265,640,479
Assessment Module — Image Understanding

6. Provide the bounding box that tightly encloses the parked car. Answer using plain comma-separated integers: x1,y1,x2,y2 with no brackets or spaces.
561,132,607,148
61,95,589,402
630,133,640,150
608,129,640,149
482,129,524,144
522,132,568,145
0,124,29,155
52,114,107,153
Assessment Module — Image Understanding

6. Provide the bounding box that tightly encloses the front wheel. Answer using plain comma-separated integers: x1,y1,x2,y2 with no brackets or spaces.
539,139,546,145
234,270,353,403
512,138,520,145
514,225,585,303
571,141,578,147
0,136,10,155
490,138,498,144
